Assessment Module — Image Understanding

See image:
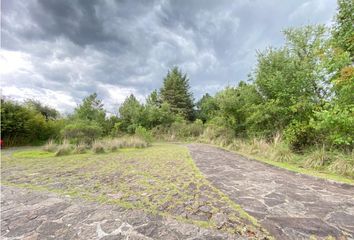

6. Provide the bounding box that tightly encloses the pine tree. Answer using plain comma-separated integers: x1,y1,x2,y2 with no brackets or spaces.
160,67,195,120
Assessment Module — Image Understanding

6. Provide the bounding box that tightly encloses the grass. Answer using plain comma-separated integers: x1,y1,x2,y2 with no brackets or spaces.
12,150,55,158
1,143,269,237
42,136,149,156
198,136,354,185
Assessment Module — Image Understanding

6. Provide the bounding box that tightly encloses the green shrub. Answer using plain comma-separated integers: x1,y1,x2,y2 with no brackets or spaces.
272,144,294,162
284,120,317,152
310,106,354,150
135,126,153,143
61,120,103,144
200,124,234,144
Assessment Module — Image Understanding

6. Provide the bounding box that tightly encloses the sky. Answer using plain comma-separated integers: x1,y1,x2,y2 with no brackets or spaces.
1,0,338,114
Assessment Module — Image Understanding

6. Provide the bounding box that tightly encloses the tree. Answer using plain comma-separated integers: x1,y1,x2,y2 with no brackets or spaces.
146,89,161,107
214,82,263,136
118,94,144,133
160,67,195,120
253,25,331,138
25,99,59,120
1,99,61,146
61,120,103,144
196,93,218,123
332,0,354,59
74,93,106,124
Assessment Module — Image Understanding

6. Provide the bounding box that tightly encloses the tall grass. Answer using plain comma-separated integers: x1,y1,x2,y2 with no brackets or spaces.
43,139,58,152
329,154,354,177
55,139,72,156
73,143,88,154
92,141,105,154
49,136,149,156
303,147,332,169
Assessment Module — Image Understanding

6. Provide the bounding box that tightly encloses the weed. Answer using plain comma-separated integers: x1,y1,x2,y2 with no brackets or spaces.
42,139,57,152
329,156,354,177
73,143,88,154
55,143,72,156
304,147,332,169
272,144,294,162
92,141,105,154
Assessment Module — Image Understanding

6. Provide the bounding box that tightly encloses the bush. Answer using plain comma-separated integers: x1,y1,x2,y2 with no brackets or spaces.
329,155,354,177
272,144,294,162
284,120,316,152
55,141,72,156
1,99,61,146
200,124,234,145
101,137,148,151
104,139,120,152
310,106,354,150
135,126,153,144
303,148,332,169
73,143,88,154
92,141,105,154
61,120,103,144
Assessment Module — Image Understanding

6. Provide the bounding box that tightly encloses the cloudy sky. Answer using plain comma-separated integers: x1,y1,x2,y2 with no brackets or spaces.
1,0,338,113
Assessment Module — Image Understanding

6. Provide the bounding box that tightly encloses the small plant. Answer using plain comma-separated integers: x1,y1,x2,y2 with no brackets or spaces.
272,144,294,162
329,155,354,177
43,139,57,152
128,137,148,148
73,143,88,154
303,147,332,169
92,141,105,154
135,126,153,144
55,142,72,156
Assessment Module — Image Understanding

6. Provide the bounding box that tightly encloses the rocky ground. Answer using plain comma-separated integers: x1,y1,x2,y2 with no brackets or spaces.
188,144,354,240
1,185,256,240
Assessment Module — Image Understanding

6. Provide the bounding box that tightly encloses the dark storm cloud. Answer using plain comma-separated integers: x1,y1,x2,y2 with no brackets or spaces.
1,0,337,112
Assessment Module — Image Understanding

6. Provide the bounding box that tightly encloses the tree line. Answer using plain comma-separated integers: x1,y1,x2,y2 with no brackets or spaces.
1,0,353,152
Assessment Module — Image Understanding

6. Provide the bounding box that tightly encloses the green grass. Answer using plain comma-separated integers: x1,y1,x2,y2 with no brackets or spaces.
1,143,269,237
12,150,55,158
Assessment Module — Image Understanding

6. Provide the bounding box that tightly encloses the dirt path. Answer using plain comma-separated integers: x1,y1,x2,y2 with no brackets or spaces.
1,185,246,240
187,144,354,240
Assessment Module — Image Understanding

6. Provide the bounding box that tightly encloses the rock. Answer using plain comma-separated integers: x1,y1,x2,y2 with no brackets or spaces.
198,205,212,213
187,183,197,192
158,201,171,211
107,192,124,200
211,213,228,229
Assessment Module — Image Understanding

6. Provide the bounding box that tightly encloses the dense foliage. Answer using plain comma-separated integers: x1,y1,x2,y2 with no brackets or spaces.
1,99,62,146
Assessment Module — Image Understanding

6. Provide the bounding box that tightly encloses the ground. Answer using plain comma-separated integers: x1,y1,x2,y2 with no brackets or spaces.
1,143,269,239
1,143,353,239
187,144,354,240
0,185,250,239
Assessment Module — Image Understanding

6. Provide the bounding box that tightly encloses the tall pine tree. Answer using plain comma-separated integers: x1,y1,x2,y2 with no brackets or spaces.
160,67,195,120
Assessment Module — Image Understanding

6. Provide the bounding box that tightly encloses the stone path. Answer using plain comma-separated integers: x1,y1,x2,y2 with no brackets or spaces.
187,144,354,240
1,185,251,240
